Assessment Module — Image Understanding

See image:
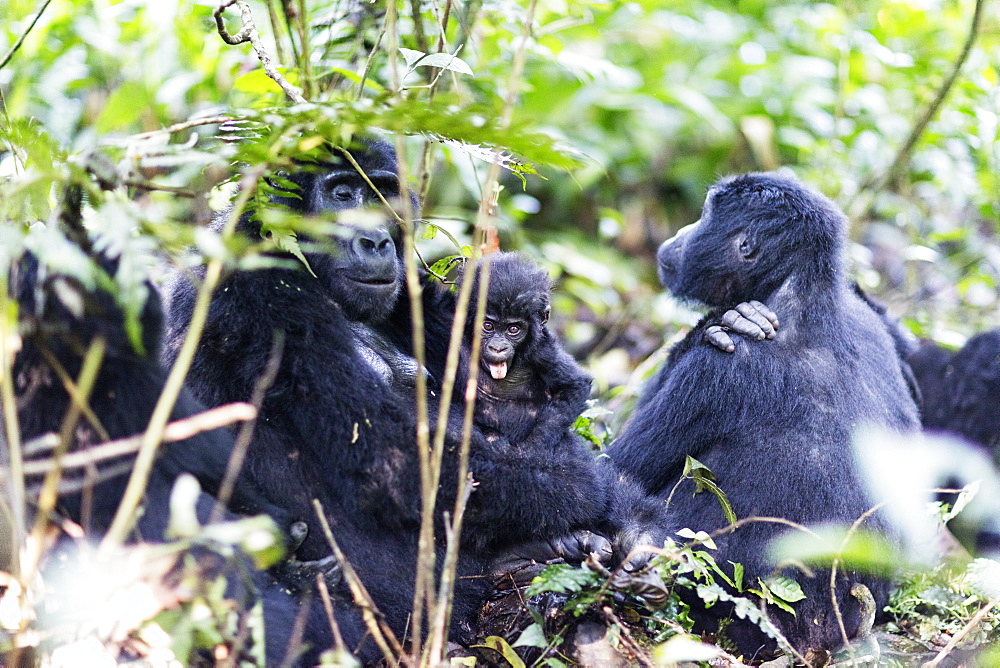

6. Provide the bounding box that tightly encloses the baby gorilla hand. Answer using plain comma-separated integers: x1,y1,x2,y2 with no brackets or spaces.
705,300,780,353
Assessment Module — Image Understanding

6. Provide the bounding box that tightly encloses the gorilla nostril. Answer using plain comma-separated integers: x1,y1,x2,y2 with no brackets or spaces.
359,238,377,253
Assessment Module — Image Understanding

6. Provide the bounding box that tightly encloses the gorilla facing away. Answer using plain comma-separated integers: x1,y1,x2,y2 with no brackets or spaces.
164,138,636,662
611,172,920,657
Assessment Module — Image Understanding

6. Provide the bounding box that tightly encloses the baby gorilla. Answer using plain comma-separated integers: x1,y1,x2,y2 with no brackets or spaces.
460,253,666,567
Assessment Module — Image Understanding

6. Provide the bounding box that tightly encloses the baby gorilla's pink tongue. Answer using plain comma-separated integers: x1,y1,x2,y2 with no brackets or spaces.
489,362,508,380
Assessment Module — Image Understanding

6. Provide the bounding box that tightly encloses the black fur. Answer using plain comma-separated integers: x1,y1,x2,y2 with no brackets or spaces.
909,331,1000,454
611,172,920,656
164,139,620,662
11,250,326,665
459,253,668,565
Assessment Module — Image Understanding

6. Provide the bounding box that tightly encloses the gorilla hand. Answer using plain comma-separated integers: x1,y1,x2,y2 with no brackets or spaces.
705,300,780,353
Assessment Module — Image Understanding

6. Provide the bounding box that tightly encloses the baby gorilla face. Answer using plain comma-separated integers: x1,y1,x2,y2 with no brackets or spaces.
480,316,527,380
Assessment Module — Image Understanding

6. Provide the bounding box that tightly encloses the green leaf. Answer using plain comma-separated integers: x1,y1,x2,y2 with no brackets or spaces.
526,563,602,597
512,622,548,649
399,47,426,69
683,456,737,525
478,636,525,668
765,575,806,603
413,52,474,76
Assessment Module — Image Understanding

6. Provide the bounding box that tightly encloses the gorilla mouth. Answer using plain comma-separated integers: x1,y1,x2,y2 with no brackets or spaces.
487,362,508,380
348,275,397,287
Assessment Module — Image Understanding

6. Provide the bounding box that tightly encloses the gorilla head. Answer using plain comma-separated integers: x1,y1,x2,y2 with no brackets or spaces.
657,172,845,307
256,136,419,323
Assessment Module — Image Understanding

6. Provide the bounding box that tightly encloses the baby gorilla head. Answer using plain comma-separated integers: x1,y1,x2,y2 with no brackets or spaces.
657,171,846,307
464,253,551,382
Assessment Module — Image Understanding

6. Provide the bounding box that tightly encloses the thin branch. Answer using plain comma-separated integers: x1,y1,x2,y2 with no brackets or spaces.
312,499,404,663
101,168,264,549
214,0,307,104
23,403,256,476
870,0,985,191
127,116,233,142
0,0,54,71
210,332,284,522
924,597,999,668
316,571,348,657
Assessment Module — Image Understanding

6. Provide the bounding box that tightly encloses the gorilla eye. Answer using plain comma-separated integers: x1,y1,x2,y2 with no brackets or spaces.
482,321,495,333
507,325,521,336
738,237,759,261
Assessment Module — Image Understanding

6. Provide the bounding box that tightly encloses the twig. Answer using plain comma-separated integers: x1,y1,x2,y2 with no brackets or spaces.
101,168,264,549
923,597,998,668
868,0,985,192
214,0,307,104
127,116,233,142
23,403,256,476
316,571,348,656
210,332,284,522
22,337,104,582
829,500,887,657
601,606,655,667
312,498,404,662
1,287,27,570
0,0,54,71
280,589,312,667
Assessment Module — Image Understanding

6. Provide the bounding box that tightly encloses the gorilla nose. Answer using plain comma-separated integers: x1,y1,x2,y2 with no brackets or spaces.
353,228,394,258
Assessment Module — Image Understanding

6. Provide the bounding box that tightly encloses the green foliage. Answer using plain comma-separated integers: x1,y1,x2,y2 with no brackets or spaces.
886,560,1000,650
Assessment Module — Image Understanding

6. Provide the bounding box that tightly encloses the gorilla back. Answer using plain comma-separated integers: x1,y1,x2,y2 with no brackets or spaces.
612,172,919,656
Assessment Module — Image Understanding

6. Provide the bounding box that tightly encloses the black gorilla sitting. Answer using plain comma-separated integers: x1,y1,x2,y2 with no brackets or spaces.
11,248,328,664
908,331,1000,454
164,138,628,662
611,172,920,656
458,252,667,566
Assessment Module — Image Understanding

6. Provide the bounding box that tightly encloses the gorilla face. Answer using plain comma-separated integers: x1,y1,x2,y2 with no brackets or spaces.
273,138,414,323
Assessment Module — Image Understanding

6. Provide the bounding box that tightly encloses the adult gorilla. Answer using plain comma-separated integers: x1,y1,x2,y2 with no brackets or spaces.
611,172,919,658
164,137,618,662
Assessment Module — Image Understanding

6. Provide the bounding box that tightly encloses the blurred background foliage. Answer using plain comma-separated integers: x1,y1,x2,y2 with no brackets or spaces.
2,0,998,427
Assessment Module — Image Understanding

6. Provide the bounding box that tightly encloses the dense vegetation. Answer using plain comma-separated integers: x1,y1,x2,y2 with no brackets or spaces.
2,0,999,664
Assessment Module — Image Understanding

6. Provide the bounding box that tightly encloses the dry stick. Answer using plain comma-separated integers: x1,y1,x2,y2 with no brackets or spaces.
425,256,491,662
37,346,111,442
382,4,436,656
209,332,285,523
101,170,263,549
0,286,27,571
0,0,54,70
424,2,539,660
312,498,404,662
865,0,985,194
316,571,348,656
292,0,314,99
263,0,288,65
601,606,655,667
23,337,105,573
127,116,233,142
280,589,313,668
9,338,105,667
214,0,307,104
23,403,257,476
924,597,999,668
829,501,888,660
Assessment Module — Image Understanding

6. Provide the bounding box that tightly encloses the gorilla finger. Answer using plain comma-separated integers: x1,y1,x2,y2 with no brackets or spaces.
746,300,780,333
735,302,776,339
704,325,736,353
288,521,309,551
